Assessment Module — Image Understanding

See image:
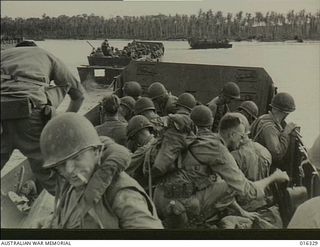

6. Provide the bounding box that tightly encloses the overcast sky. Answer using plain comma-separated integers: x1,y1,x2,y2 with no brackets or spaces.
1,0,319,19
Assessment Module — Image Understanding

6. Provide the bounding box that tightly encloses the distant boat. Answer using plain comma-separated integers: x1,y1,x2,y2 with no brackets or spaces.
188,38,232,49
88,41,165,67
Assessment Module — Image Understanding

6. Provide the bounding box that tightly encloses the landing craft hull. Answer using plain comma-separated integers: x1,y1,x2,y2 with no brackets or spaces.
2,61,319,229
189,43,232,49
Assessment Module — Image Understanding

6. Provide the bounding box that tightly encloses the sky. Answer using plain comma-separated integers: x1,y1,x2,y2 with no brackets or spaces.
1,0,319,19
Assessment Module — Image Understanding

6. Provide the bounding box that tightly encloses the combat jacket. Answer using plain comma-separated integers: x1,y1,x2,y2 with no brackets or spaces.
188,134,265,200
250,111,290,168
231,138,272,210
231,138,272,181
1,47,85,108
95,118,128,147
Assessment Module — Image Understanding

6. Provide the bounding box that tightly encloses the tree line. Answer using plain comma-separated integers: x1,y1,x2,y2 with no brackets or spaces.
1,9,320,41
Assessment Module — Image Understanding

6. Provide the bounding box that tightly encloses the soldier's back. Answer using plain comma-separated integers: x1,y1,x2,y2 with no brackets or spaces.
96,120,128,146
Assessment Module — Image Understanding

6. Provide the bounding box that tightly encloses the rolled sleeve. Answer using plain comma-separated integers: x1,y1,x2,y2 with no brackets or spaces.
112,189,164,229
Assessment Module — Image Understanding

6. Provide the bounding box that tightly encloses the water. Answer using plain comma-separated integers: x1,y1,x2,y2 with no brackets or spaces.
4,39,320,169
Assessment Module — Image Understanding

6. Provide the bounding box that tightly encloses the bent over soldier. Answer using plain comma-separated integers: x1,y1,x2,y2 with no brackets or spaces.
1,44,85,195
40,113,163,229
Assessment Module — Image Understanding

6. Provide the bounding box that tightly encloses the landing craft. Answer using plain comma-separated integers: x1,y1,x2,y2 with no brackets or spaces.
1,61,319,228
77,41,165,85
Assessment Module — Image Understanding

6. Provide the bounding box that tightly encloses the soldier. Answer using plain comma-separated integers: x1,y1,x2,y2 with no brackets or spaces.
153,112,289,228
148,82,178,116
134,97,166,137
101,39,109,56
122,81,142,101
231,112,272,182
126,115,159,190
230,113,276,215
119,96,136,122
236,101,259,125
207,82,241,132
150,93,198,180
250,92,298,170
93,47,104,57
39,113,163,229
95,94,127,147
1,43,85,195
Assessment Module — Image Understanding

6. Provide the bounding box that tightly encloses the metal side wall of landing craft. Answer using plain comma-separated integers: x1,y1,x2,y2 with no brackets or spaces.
116,61,275,114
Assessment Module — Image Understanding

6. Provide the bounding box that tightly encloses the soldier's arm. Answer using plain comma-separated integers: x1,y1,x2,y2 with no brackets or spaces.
50,54,85,112
210,150,265,200
84,138,131,206
262,126,290,162
112,189,164,229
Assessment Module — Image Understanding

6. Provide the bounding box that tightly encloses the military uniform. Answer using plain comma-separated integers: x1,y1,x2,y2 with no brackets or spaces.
231,139,272,181
51,172,163,229
1,47,85,194
250,111,290,169
207,96,230,132
95,118,128,147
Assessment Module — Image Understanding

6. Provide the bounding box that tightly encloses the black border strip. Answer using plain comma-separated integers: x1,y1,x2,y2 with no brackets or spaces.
1,229,320,240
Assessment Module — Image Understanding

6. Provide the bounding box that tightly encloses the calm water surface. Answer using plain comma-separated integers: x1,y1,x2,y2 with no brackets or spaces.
4,39,320,168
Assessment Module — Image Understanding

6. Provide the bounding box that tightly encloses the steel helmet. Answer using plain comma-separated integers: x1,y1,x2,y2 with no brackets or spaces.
191,105,213,127
237,101,259,119
176,93,197,111
120,96,136,112
101,94,120,114
40,113,102,169
148,82,167,99
222,82,241,99
127,115,154,139
270,92,296,113
134,97,156,115
123,81,142,99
